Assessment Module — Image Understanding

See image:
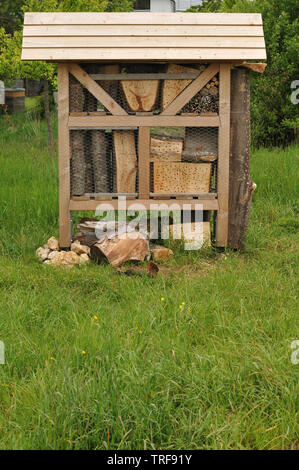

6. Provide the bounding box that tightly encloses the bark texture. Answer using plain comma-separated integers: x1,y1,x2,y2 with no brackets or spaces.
228,68,256,250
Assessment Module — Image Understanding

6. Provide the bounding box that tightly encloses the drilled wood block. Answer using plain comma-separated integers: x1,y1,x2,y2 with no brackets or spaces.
153,162,211,194
150,135,183,162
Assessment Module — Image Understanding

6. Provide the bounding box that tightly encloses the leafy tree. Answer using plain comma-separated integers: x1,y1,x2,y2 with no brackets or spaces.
0,0,134,155
0,0,24,34
188,0,299,147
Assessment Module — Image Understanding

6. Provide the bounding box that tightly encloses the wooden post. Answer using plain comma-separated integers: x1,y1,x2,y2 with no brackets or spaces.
216,64,231,247
228,68,255,250
58,64,71,248
138,127,150,199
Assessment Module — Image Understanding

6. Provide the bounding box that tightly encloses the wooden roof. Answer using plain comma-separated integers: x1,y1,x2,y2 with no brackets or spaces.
21,12,266,62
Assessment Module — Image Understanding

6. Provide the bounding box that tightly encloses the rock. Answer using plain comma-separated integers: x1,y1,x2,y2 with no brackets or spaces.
47,236,59,251
50,250,81,267
150,245,173,261
79,253,90,265
44,260,51,265
36,247,50,262
71,241,90,256
48,251,60,261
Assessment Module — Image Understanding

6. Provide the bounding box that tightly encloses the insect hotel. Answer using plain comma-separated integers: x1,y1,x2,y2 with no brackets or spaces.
21,12,266,249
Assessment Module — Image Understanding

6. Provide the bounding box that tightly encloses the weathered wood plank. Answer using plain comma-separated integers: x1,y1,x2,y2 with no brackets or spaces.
58,64,71,248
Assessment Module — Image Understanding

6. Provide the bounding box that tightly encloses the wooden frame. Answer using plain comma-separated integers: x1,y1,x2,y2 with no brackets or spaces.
58,62,231,249
216,64,231,247
58,64,71,248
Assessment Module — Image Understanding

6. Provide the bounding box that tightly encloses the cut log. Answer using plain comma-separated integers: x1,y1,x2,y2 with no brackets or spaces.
113,130,137,193
162,64,204,110
153,162,211,194
90,233,149,267
121,79,159,112
228,68,255,250
150,135,183,162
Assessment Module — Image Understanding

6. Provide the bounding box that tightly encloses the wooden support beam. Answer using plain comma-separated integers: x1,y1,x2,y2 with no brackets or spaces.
68,63,128,116
138,127,150,199
216,64,231,247
90,73,201,81
58,64,71,248
69,199,219,211
161,63,219,116
229,68,255,250
69,115,220,128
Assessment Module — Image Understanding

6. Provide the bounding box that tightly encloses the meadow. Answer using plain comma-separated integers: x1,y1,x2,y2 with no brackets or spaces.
0,110,298,450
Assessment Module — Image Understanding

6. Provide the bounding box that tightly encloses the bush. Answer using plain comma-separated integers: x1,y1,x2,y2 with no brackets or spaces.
189,0,299,148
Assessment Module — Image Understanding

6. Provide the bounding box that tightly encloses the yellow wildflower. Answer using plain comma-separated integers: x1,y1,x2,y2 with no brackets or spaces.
82,350,86,355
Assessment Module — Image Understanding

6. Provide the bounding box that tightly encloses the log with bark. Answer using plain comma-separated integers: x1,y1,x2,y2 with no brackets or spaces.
228,68,256,250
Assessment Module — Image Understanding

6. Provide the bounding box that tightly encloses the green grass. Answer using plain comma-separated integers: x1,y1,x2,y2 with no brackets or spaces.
0,112,298,450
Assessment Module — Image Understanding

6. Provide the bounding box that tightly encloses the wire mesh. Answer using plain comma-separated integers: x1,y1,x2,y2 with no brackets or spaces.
69,63,219,198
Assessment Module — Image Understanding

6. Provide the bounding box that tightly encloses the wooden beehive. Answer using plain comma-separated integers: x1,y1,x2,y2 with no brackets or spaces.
21,12,267,250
